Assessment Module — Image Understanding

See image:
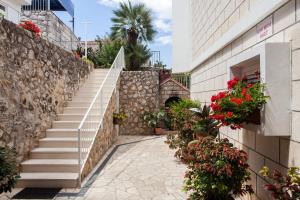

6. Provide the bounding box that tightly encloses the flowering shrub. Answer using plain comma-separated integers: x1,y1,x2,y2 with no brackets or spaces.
165,99,201,160
260,166,300,199
184,137,253,200
210,77,268,129
19,21,41,36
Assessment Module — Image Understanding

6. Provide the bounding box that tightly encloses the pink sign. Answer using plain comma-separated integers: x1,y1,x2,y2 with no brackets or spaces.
257,17,272,39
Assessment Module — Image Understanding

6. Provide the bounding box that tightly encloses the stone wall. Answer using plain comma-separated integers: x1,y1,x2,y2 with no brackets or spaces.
0,18,91,163
22,11,79,52
119,71,159,135
81,84,119,179
160,78,190,107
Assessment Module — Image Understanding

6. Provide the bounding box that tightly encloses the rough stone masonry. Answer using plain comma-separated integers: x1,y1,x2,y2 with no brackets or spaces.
0,18,91,163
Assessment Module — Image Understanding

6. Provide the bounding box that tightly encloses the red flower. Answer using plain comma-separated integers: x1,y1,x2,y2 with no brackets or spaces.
19,20,41,36
242,88,247,96
210,103,221,111
227,77,239,89
247,83,253,88
212,114,224,121
211,95,218,102
230,97,243,105
218,91,226,99
245,94,252,101
227,112,233,118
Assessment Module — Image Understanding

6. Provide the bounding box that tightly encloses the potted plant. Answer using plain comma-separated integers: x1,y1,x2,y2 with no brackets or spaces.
19,20,41,36
260,166,300,199
184,137,254,200
0,147,20,194
143,110,166,135
113,112,127,125
210,77,268,129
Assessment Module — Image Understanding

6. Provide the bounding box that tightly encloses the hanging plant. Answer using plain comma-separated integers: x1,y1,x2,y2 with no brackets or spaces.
19,20,41,36
113,112,127,125
210,77,268,129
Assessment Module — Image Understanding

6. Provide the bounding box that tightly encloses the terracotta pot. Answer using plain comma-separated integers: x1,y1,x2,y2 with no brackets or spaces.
245,109,261,125
154,127,164,135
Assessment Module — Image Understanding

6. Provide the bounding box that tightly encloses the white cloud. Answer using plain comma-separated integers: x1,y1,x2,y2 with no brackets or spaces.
154,19,171,33
98,0,171,19
97,0,172,32
156,35,172,45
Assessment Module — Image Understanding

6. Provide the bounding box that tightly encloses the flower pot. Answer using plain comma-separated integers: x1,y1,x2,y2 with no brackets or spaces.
245,109,261,125
113,117,120,125
154,127,163,135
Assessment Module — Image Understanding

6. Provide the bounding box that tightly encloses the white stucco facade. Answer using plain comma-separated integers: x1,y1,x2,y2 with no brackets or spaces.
0,0,31,24
172,0,192,73
173,0,300,199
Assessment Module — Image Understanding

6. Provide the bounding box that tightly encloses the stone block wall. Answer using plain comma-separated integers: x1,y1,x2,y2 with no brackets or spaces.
190,0,259,62
119,71,159,135
81,85,119,179
22,11,79,52
160,79,190,107
189,1,300,199
0,18,91,163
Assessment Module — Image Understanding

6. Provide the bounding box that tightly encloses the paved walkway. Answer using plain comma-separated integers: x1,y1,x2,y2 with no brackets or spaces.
78,136,187,200
3,136,186,200
55,136,186,200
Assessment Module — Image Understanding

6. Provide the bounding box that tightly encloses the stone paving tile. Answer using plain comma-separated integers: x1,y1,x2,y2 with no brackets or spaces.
81,136,187,200
4,136,186,200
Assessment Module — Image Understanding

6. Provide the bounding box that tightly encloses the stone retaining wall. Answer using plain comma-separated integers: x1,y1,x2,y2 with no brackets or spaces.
119,71,159,135
81,85,119,180
0,18,91,162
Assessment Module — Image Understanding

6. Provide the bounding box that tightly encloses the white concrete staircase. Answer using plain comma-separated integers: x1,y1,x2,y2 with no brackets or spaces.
17,69,110,188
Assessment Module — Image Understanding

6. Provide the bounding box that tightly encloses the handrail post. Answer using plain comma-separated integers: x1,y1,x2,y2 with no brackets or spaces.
77,128,81,187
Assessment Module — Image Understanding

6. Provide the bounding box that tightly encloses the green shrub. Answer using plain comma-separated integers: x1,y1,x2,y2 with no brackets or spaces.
82,56,94,66
143,109,167,129
0,147,20,194
259,166,300,199
184,137,253,200
165,99,201,160
96,39,124,68
191,105,220,138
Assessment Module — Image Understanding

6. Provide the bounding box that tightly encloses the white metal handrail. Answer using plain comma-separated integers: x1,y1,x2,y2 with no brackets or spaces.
77,47,125,184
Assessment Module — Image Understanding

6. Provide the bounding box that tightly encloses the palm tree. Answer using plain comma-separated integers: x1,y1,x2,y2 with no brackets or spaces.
111,1,156,45
110,1,156,70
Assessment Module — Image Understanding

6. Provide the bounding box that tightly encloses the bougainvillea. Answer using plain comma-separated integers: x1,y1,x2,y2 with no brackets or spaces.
183,137,253,200
19,20,41,36
210,77,268,129
260,166,300,199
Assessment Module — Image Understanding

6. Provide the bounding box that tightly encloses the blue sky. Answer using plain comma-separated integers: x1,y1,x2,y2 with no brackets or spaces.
55,0,172,68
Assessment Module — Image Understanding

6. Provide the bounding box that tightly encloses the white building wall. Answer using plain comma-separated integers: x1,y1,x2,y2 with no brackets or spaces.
172,0,192,73
173,0,300,199
0,0,30,24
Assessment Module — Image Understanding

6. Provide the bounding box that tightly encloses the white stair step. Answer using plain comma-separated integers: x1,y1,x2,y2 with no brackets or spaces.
52,121,98,129
30,148,80,159
21,159,79,173
57,114,101,121
63,107,101,114
67,101,92,107
39,137,92,148
39,137,80,148
17,173,78,188
46,129,95,138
